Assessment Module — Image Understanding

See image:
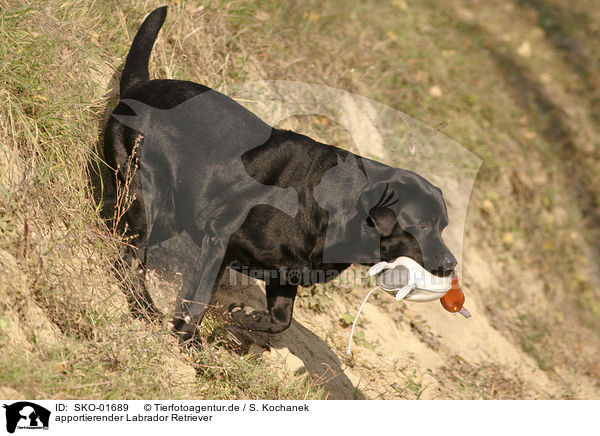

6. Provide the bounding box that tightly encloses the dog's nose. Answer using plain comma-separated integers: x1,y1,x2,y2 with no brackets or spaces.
443,254,457,272
442,254,456,276
430,254,456,276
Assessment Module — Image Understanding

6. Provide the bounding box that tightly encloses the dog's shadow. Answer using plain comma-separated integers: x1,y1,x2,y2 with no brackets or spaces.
146,233,365,400
214,280,365,400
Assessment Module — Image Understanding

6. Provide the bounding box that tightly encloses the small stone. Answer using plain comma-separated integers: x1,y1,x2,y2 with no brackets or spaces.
481,199,495,215
429,85,443,97
502,232,514,246
392,0,408,11
517,41,532,58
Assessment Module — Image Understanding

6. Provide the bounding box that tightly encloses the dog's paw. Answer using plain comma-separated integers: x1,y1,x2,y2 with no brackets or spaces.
228,304,251,325
172,317,203,349
227,304,264,329
227,302,245,314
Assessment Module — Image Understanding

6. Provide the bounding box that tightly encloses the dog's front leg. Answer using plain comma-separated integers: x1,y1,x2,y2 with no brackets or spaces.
229,283,298,333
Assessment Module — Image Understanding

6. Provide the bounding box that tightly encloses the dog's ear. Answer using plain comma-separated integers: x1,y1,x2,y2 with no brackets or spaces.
367,207,397,237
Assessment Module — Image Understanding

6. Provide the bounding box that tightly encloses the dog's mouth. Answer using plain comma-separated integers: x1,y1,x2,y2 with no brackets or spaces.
430,267,455,278
423,254,457,278
363,255,456,278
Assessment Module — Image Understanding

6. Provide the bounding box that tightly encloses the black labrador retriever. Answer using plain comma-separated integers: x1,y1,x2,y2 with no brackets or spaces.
103,6,457,343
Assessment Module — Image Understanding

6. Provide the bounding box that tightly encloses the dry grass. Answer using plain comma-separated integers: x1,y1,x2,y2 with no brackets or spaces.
1,0,599,399
0,0,326,399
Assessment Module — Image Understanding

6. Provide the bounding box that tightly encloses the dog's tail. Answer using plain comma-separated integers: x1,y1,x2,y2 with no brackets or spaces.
120,6,168,96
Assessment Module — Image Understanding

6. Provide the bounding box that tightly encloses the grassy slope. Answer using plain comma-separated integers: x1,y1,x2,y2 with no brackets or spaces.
0,0,598,398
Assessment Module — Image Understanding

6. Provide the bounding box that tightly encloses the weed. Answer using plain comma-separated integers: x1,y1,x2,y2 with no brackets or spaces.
298,285,332,314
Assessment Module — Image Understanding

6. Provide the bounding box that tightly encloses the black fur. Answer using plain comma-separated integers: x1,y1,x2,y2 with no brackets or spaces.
103,6,456,344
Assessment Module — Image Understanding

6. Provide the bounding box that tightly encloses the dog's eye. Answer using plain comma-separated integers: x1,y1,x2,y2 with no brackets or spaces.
418,222,428,229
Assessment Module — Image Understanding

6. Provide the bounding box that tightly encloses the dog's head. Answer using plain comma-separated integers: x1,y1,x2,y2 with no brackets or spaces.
314,154,456,277
364,171,457,277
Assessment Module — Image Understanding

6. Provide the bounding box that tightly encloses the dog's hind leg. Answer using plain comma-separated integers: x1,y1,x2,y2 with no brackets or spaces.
104,122,161,321
111,204,161,321
229,283,298,334
121,244,161,321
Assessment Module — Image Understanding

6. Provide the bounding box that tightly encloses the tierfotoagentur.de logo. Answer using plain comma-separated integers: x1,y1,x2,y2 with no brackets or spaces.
2,402,50,434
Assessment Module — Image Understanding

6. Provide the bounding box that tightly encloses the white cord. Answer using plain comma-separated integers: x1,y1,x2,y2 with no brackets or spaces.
346,286,380,354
